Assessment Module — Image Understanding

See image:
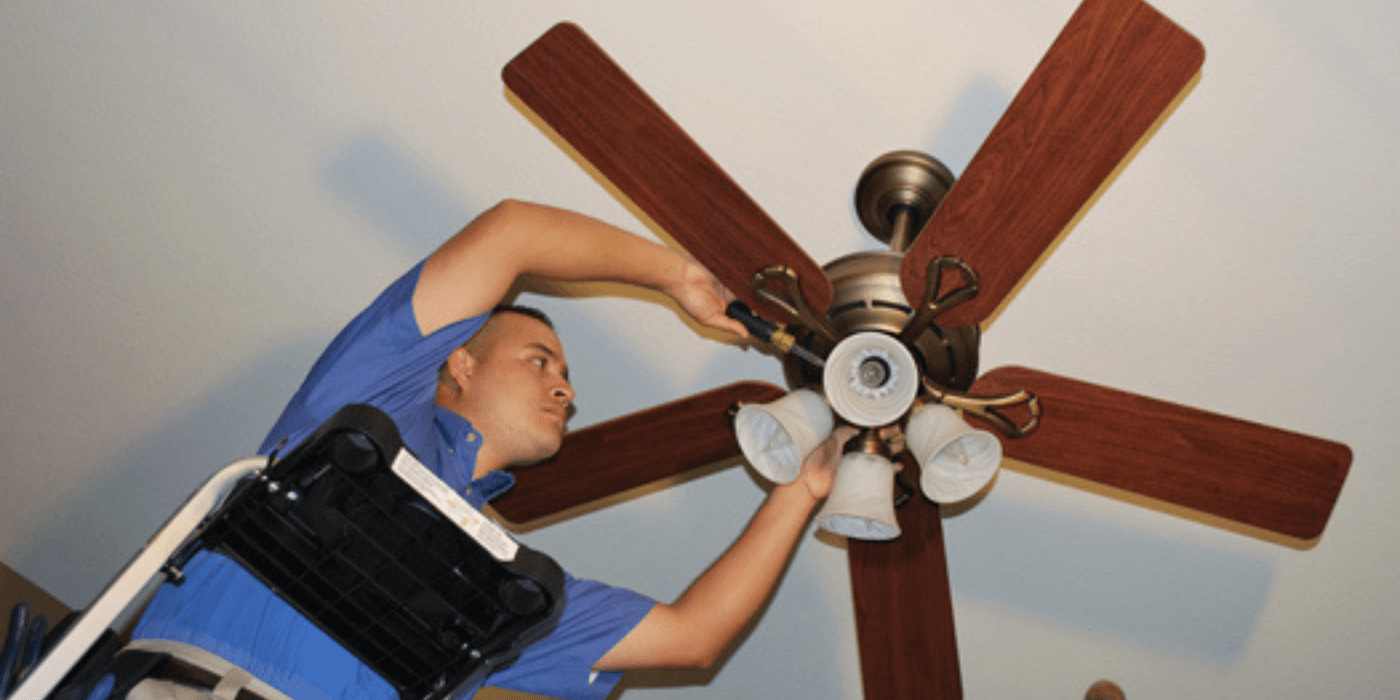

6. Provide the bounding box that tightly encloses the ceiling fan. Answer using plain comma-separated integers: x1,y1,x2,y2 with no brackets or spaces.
488,0,1353,698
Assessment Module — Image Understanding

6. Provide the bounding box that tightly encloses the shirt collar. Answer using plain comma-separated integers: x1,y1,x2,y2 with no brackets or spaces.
433,405,516,509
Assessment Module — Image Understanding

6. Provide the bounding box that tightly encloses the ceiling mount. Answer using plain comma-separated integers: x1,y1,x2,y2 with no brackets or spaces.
854,150,956,251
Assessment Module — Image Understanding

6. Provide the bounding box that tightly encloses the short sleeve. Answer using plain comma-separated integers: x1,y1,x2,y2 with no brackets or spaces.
257,260,488,457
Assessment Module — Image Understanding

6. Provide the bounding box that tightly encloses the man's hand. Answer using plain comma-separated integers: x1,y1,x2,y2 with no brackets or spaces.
665,255,751,339
793,425,860,501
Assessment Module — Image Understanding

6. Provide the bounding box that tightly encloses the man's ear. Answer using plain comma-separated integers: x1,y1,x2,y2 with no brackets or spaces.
445,345,478,392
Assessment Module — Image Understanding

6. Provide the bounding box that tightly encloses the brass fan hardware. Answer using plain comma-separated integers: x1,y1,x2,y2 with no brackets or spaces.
922,376,1042,439
803,249,980,395
826,152,1039,436
756,149,1041,436
757,150,1037,433
847,426,892,459
855,150,956,253
751,265,840,343
898,255,980,347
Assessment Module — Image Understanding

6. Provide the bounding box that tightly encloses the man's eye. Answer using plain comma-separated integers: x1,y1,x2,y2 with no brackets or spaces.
532,357,547,368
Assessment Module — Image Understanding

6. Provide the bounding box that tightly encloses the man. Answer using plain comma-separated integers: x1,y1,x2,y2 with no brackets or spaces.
131,200,852,700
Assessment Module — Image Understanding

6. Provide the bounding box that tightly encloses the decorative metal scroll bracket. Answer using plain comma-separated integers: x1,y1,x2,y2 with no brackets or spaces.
898,256,980,346
921,376,1041,438
751,265,840,343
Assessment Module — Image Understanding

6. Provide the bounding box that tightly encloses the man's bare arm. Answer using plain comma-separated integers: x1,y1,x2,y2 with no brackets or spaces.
412,199,745,338
595,427,857,670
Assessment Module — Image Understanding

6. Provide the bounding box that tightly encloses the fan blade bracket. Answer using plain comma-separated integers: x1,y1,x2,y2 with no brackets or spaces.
751,265,840,343
897,255,981,347
922,376,1042,438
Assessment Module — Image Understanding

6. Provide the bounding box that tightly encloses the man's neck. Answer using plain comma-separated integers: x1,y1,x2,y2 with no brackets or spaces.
471,448,507,480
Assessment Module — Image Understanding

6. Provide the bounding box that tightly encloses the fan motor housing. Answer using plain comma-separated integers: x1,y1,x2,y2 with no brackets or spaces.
782,250,980,395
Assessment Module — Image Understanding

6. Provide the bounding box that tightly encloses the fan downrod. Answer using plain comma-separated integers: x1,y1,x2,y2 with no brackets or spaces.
854,151,955,251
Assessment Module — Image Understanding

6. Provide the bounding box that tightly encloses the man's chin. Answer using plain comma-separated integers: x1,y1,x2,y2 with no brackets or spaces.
509,437,563,470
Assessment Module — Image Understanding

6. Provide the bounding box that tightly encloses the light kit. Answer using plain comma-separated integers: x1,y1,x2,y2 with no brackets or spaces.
733,333,1003,540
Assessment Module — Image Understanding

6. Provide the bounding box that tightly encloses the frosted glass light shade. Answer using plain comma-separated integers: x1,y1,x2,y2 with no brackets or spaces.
907,403,1003,503
815,451,900,540
734,389,834,483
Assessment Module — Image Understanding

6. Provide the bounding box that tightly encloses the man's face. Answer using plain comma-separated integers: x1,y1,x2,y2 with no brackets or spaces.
451,312,575,467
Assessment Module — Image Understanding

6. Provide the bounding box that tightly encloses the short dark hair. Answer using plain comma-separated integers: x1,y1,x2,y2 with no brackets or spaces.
491,304,553,329
437,304,556,388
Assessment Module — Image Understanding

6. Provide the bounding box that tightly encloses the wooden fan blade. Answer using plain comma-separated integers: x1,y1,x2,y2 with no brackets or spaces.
971,366,1352,540
504,23,832,325
490,381,785,525
849,480,962,700
901,0,1204,328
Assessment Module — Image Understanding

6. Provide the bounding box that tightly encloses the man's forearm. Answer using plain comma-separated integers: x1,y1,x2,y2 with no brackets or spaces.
595,426,849,671
414,199,689,334
594,480,821,670
670,481,820,663
506,200,688,292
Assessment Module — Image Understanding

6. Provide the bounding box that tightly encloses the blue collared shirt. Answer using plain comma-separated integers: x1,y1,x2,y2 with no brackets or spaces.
133,261,654,700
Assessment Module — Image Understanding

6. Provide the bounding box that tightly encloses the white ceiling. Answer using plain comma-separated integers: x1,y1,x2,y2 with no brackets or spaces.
3,1,1397,698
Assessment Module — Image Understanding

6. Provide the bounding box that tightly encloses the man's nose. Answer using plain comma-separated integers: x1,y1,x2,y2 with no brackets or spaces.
552,381,575,403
